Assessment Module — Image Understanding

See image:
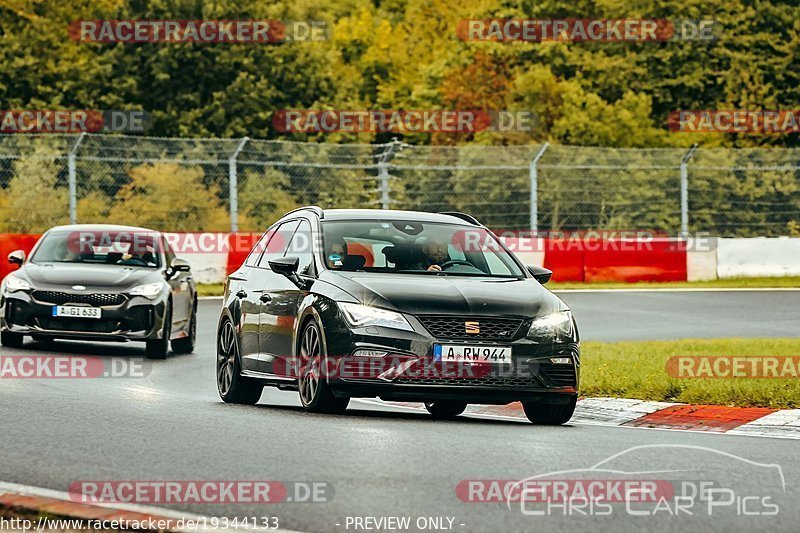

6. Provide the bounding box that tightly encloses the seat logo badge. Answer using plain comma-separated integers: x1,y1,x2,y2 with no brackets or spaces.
72,285,86,291
465,321,480,334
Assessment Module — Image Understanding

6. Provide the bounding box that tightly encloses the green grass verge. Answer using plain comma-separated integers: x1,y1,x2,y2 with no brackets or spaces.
550,276,800,290
581,338,800,409
197,283,224,296
199,277,800,296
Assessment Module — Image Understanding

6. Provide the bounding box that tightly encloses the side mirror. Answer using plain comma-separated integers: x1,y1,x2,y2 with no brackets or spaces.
269,256,309,289
527,265,553,285
170,257,191,272
8,250,25,265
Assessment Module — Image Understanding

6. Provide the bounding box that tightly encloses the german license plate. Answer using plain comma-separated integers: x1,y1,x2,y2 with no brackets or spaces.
52,306,102,319
433,344,511,364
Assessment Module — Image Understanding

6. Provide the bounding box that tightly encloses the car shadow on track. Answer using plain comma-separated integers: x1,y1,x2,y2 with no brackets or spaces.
240,401,563,427
18,339,193,361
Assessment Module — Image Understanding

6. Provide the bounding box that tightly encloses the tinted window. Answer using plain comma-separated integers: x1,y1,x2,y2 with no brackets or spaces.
163,238,176,267
284,220,314,275
321,220,524,277
30,230,161,268
244,230,272,267
260,220,300,267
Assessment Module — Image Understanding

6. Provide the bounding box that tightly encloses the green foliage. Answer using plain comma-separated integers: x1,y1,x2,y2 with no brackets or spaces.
0,145,68,232
1,1,799,233
3,0,799,147
581,338,800,408
106,163,230,231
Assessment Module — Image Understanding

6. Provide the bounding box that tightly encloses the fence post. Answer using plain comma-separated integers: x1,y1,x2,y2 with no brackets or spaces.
377,138,402,210
680,143,698,237
529,142,549,232
67,132,87,225
229,137,249,233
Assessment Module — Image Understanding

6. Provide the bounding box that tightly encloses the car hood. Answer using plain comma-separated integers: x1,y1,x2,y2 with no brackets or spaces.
18,263,161,290
327,272,564,317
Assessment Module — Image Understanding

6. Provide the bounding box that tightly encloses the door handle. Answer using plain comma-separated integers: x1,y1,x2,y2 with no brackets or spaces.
259,293,272,303
236,289,247,299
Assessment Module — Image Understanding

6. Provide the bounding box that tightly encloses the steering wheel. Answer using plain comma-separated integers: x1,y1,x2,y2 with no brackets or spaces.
439,260,475,270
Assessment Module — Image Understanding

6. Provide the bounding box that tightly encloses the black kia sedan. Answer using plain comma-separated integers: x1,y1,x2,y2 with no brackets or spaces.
217,208,580,424
1,224,197,359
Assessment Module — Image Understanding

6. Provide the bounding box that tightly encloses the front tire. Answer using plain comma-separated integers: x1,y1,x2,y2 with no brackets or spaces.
1,331,24,348
171,301,196,354
522,397,577,425
217,319,263,404
298,321,349,414
146,303,171,359
425,401,467,419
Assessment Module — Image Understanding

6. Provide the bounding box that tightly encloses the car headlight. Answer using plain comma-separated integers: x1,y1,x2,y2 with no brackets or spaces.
528,310,573,339
339,302,413,332
4,275,31,293
129,282,165,299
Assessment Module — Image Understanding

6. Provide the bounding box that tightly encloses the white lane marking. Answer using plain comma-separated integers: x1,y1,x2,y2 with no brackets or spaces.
571,397,679,426
0,480,303,532
728,409,800,439
199,296,224,301
554,287,800,293
351,399,800,440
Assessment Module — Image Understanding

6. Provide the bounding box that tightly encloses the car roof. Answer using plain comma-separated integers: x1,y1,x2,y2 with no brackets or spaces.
45,224,161,234
317,209,477,225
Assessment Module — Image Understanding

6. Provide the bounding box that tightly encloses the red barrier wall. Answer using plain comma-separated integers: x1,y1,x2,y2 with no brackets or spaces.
226,233,262,274
543,238,687,283
542,240,585,282
0,234,41,281
0,234,689,284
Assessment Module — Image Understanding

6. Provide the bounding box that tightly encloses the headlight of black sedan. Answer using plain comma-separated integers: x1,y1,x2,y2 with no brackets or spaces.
527,310,574,341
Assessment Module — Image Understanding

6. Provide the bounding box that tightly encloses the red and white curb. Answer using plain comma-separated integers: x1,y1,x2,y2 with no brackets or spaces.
356,398,800,439
0,481,298,532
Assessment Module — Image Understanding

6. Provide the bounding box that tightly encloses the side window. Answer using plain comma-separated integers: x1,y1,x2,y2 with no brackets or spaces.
284,220,314,275
244,229,273,267
163,238,176,267
260,220,300,267
484,251,514,276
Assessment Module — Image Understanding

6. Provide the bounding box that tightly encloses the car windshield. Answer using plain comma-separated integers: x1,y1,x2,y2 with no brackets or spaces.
30,230,161,268
321,220,525,277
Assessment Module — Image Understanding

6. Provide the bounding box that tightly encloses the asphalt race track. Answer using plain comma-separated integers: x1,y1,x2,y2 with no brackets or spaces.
557,289,799,341
1,291,798,532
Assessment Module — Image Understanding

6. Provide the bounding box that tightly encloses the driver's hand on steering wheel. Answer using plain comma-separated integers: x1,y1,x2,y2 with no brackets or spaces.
427,264,442,272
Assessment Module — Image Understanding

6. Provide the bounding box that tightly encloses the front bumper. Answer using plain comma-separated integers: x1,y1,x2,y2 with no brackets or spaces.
1,289,168,342
323,314,580,402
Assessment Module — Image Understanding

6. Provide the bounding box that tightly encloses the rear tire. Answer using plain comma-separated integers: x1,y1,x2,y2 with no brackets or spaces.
1,331,23,348
217,319,263,404
171,301,196,354
146,303,171,360
425,401,467,419
522,397,577,425
298,321,349,414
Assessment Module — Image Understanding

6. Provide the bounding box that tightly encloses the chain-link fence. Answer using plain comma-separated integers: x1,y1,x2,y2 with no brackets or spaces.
1,133,799,236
